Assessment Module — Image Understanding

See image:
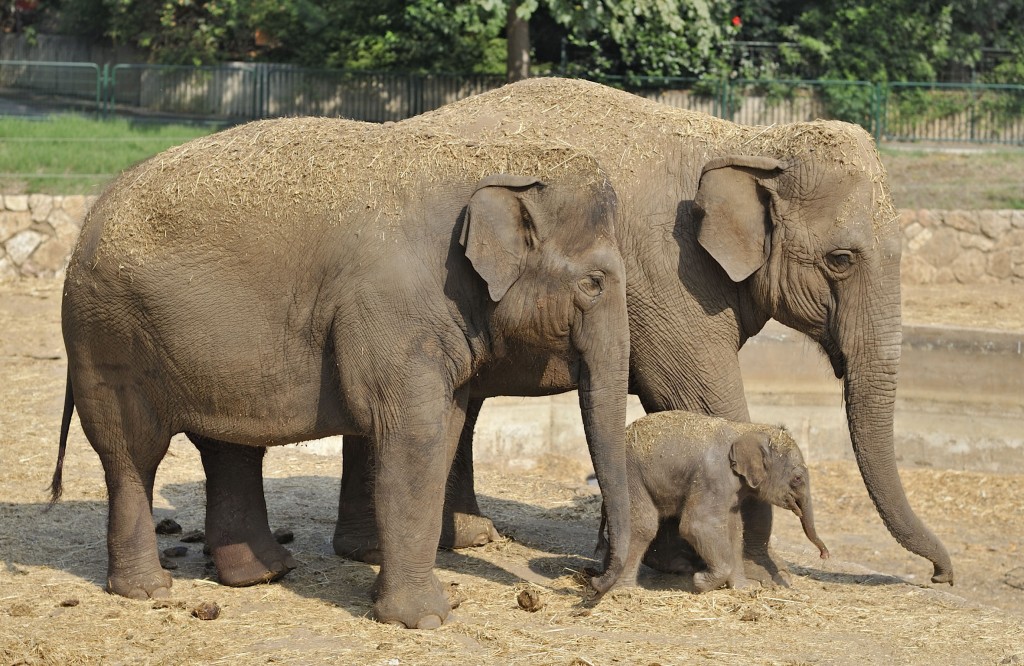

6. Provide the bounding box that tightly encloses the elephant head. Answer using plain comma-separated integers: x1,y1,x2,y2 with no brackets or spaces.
730,430,829,560
695,124,953,584
461,173,631,592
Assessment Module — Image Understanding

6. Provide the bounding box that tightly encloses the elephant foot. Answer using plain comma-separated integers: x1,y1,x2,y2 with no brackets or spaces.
371,573,452,630
108,567,173,600
332,525,382,565
212,541,297,587
743,551,790,588
441,512,500,550
692,569,726,594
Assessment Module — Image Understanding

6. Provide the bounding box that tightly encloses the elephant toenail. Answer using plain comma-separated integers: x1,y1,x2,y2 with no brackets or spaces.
415,615,443,630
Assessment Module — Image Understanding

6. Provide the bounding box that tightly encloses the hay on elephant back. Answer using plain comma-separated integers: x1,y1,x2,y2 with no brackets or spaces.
404,77,898,234
88,117,607,265
627,409,797,459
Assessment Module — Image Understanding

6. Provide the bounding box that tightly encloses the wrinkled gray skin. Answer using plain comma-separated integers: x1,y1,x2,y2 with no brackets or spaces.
55,118,633,630
595,411,829,592
200,78,954,588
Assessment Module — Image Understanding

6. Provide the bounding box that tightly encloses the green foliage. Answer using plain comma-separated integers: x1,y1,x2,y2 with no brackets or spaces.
133,0,246,65
244,0,506,73
538,0,737,80
782,0,954,83
42,0,1024,85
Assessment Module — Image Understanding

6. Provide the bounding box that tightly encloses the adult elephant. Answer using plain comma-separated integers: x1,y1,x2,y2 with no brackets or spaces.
328,78,953,586
54,117,634,629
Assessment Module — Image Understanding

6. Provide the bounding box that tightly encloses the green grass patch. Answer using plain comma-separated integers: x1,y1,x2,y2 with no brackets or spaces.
0,115,220,195
881,146,1024,210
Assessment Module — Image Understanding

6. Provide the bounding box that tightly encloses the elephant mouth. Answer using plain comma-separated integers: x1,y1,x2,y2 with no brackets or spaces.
818,336,846,379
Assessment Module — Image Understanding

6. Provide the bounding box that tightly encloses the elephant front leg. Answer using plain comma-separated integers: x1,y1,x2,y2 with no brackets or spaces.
336,399,498,561
192,436,297,586
740,496,789,587
371,387,467,629
333,435,382,563
440,397,500,549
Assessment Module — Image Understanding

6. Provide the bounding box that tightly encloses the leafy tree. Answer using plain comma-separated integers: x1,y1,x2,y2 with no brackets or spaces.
241,0,508,73
783,0,955,83
526,0,739,80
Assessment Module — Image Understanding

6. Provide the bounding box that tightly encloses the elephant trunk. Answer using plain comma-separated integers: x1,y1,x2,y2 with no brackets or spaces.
839,257,954,584
795,487,829,559
574,285,631,595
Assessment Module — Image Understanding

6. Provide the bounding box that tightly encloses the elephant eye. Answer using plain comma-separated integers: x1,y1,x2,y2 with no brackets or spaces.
577,272,605,298
825,249,854,274
790,474,804,488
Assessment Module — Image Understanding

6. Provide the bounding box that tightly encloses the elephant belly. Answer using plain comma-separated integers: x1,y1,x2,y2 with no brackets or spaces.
65,267,358,446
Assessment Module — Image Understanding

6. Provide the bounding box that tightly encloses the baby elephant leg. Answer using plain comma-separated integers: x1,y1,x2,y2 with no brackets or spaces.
683,511,742,593
615,495,659,589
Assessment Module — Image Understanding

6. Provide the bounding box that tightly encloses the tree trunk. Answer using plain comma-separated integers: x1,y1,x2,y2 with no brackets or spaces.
506,2,529,82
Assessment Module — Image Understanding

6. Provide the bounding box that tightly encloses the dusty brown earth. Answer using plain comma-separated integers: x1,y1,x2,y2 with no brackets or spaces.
1,278,1023,665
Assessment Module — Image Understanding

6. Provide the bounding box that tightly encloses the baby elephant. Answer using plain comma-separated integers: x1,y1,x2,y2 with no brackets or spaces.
600,410,829,593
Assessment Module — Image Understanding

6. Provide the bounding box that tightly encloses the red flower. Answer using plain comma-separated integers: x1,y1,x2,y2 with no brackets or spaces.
732,15,742,27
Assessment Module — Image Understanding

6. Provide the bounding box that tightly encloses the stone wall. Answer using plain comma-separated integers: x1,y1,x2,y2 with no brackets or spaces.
2,194,1023,284
0,194,95,280
901,209,1024,284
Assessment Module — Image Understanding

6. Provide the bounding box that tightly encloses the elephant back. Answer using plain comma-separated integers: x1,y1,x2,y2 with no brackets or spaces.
81,117,608,269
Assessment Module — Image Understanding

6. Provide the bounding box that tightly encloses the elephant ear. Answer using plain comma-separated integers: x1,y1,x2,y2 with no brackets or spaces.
695,155,785,283
460,174,543,302
729,432,770,490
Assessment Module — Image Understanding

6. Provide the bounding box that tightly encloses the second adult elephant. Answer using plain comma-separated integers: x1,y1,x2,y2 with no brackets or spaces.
329,78,953,586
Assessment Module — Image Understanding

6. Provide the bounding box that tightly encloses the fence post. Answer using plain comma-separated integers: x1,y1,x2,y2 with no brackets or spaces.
100,63,110,119
872,82,882,144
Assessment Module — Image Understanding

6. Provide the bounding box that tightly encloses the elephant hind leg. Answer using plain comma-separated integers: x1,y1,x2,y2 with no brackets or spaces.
78,384,173,599
190,435,296,586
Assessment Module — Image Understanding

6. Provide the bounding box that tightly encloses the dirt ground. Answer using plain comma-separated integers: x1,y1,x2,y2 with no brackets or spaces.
1,278,1023,665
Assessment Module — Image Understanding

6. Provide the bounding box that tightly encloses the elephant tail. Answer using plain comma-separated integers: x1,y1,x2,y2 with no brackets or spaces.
48,369,74,507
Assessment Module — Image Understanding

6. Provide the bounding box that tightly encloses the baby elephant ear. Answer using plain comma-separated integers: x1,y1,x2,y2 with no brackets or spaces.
695,155,784,283
729,432,770,489
460,174,543,302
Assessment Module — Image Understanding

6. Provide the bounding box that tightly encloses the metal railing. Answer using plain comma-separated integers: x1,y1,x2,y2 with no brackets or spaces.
0,60,101,113
2,59,1023,145
883,82,1024,144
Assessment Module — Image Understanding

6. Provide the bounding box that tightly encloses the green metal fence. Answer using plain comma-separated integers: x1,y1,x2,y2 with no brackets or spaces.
1,59,1023,145
883,82,1024,145
107,64,260,120
261,68,504,121
0,60,101,113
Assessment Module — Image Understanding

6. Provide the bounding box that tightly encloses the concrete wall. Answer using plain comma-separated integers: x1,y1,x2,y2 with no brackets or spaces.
302,321,1024,475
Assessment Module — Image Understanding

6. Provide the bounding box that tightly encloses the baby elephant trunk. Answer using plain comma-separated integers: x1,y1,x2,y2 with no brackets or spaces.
795,493,830,560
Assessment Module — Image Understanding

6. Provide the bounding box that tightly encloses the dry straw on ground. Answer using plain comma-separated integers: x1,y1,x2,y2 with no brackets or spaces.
3,279,1024,665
